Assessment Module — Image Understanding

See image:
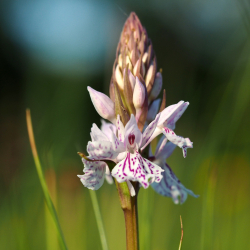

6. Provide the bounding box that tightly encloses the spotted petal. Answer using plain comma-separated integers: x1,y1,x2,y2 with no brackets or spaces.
116,115,125,142
151,163,198,204
109,129,126,152
77,159,106,190
164,102,189,130
87,141,118,160
111,151,164,189
157,101,185,127
141,127,162,151
162,127,193,158
141,113,161,148
91,123,109,142
88,124,124,160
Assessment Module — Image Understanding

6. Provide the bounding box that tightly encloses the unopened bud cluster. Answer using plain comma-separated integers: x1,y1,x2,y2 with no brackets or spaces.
109,13,163,130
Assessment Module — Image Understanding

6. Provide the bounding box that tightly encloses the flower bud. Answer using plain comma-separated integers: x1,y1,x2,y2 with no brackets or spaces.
118,54,122,68
142,52,148,63
133,59,145,77
149,72,162,101
145,64,153,87
87,86,115,123
115,65,124,90
126,56,133,72
128,69,136,91
133,77,145,109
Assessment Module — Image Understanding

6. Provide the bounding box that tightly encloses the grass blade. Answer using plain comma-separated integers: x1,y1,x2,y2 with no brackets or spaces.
178,216,183,250
26,109,68,250
89,190,109,250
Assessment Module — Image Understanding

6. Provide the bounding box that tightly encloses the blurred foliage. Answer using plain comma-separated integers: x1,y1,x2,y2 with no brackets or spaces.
0,0,250,249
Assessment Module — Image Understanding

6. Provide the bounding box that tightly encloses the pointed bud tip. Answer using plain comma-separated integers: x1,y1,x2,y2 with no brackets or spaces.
87,86,115,122
87,86,93,92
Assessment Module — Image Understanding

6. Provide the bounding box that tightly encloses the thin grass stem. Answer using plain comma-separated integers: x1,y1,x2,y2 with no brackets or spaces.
178,216,183,250
26,109,68,250
89,190,109,250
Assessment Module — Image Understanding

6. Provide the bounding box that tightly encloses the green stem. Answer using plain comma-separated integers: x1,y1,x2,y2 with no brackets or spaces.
116,181,139,250
26,109,68,250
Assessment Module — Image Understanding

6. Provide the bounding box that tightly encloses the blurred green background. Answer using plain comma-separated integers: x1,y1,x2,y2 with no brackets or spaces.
1,0,250,249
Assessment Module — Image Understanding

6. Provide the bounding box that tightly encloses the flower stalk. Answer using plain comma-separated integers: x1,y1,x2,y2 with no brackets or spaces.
116,181,139,250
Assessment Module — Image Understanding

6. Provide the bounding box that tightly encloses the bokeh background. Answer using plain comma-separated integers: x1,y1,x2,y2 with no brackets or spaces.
1,0,250,249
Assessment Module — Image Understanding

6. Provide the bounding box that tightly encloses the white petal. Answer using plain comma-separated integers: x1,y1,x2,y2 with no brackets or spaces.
105,165,113,184
141,127,162,151
87,141,118,160
141,113,161,148
111,151,164,189
162,128,193,158
116,152,127,162
91,123,109,142
165,102,189,130
109,129,126,152
101,120,117,141
157,101,184,127
78,160,106,190
151,163,198,204
88,122,124,161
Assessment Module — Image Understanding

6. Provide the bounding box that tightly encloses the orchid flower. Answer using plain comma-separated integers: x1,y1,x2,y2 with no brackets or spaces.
150,136,198,204
111,114,164,192
79,113,164,195
142,101,193,158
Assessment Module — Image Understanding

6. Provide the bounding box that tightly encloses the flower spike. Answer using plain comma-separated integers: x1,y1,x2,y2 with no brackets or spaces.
78,12,197,208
